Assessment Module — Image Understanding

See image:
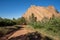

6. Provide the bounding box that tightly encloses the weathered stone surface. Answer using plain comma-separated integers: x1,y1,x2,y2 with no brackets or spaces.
22,5,60,21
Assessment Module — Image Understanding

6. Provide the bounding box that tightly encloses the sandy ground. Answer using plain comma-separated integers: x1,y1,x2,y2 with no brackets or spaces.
8,25,35,39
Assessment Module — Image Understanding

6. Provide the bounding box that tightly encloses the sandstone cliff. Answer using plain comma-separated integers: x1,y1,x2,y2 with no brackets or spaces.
22,5,60,21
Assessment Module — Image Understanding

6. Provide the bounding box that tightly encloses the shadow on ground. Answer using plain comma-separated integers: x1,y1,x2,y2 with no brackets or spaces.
9,32,53,40
0,25,24,40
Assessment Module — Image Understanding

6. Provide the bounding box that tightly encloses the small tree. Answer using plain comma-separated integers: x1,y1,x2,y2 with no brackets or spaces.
29,13,37,23
16,17,26,25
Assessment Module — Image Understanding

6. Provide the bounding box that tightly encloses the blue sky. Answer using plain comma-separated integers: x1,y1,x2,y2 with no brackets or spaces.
0,0,60,19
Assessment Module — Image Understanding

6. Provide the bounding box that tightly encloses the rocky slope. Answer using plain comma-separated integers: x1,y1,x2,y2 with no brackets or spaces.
22,5,60,21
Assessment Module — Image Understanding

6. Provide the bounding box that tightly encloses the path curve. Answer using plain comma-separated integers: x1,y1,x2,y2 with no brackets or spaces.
8,25,34,39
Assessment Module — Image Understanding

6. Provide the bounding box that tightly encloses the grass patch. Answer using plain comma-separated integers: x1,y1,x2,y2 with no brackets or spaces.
0,26,20,37
0,27,10,37
28,16,60,40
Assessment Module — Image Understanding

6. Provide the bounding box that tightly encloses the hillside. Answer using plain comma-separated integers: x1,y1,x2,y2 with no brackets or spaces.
0,5,60,40
22,5,60,21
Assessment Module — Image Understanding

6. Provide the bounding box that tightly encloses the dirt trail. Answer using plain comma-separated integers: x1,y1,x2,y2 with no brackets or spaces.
8,25,34,39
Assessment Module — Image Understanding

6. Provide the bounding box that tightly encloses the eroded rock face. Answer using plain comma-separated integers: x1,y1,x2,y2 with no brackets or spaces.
22,5,60,21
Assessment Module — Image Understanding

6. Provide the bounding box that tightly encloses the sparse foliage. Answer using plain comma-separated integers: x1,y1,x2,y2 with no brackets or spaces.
29,14,60,37
16,17,26,25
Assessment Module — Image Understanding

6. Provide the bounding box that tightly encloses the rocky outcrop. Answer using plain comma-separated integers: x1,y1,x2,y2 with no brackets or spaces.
22,5,60,21
9,32,53,40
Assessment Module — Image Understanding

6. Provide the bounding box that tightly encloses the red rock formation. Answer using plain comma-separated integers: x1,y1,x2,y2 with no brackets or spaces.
22,5,60,21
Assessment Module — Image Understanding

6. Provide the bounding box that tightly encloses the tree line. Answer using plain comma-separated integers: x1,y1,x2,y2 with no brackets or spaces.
0,17,26,27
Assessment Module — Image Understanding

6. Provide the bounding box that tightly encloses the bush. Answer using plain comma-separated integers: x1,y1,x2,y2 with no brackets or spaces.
16,17,26,25
0,17,27,26
0,27,10,37
29,14,60,36
0,17,16,26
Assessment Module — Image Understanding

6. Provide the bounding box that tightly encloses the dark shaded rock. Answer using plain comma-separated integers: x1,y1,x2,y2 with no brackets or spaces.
0,32,3,37
9,31,53,40
43,36,53,40
9,32,42,40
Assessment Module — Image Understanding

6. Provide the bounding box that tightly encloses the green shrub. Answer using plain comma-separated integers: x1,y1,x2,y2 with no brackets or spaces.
29,14,60,36
0,27,10,37
0,17,16,26
16,17,26,25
